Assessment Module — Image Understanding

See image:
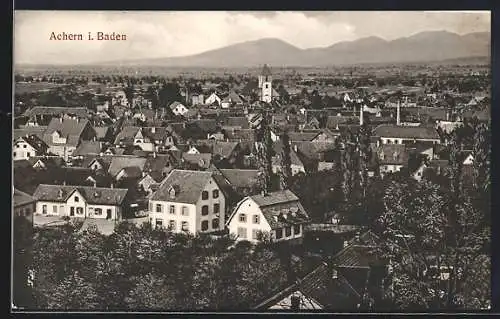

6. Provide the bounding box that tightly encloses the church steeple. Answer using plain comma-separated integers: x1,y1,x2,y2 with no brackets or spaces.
258,64,273,103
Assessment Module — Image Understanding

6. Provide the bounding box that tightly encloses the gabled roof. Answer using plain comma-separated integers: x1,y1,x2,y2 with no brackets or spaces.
182,153,212,169
73,141,103,156
373,125,440,140
33,184,128,206
13,127,46,140
288,132,320,142
219,169,260,190
108,156,147,177
225,117,250,129
150,169,215,204
43,118,94,147
13,188,36,207
253,262,361,310
15,134,48,152
331,230,382,269
230,190,310,229
272,140,305,167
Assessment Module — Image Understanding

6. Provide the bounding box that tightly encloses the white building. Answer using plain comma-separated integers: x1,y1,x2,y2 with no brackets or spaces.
13,135,48,161
33,184,129,220
226,190,310,243
148,170,226,235
205,92,222,106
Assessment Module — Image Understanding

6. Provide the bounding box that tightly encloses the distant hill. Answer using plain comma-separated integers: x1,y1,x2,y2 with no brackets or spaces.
96,30,490,67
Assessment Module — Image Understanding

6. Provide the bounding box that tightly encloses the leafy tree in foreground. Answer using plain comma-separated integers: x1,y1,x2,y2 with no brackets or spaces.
375,180,490,310
279,130,293,190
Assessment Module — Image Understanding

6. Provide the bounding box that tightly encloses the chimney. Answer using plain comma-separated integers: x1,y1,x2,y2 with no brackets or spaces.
290,294,300,311
396,100,401,126
360,105,364,126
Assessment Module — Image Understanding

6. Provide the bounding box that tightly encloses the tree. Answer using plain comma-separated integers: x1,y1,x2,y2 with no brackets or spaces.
125,272,176,310
47,272,100,310
13,216,34,308
257,112,274,195
123,82,135,108
279,131,293,190
375,180,490,310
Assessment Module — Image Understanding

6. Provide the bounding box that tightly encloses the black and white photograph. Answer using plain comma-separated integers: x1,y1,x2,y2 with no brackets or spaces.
12,10,491,312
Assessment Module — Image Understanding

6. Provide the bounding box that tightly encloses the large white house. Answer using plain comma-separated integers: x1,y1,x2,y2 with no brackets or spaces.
226,190,310,243
33,184,129,220
148,169,226,235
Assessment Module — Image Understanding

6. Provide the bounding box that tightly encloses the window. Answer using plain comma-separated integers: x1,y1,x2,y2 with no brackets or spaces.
237,227,247,239
212,189,219,199
76,207,84,215
23,145,27,148
253,215,260,224
265,84,269,89
201,220,209,231
13,152,16,157
252,229,260,240
181,221,189,232
168,220,176,231
156,204,162,213
212,218,219,229
26,152,31,158
275,228,283,239
107,209,112,218
213,204,220,215
285,227,292,237
95,208,102,215
202,191,209,200
202,205,209,215
293,225,301,235
170,205,176,215
16,144,19,148
42,205,47,214
74,196,79,202
88,207,94,215
239,213,247,223
156,218,163,227
181,206,188,216
53,205,57,213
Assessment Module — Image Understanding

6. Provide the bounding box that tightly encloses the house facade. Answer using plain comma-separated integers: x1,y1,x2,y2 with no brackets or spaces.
13,135,48,161
148,170,226,235
33,184,128,220
169,102,189,116
226,190,310,243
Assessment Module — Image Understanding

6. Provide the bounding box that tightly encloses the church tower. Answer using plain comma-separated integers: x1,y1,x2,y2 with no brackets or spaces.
258,64,273,103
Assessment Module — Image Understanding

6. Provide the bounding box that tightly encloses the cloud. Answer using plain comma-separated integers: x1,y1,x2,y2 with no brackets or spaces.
13,11,490,64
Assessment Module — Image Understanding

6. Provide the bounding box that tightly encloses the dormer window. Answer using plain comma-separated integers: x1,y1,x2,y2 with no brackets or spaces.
169,186,176,199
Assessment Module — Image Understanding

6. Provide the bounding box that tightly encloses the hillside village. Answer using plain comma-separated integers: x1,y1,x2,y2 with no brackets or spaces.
13,63,491,311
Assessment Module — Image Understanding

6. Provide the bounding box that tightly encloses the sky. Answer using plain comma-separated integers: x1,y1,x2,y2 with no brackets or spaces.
14,11,491,65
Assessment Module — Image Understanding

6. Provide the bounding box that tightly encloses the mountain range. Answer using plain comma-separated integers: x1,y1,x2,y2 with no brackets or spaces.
98,30,490,67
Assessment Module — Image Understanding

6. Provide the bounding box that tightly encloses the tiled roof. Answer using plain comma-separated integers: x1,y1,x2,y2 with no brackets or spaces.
331,230,382,269
15,134,48,153
225,117,250,129
113,126,140,145
13,127,46,140
108,156,147,177
33,184,128,206
13,188,36,207
43,118,94,147
224,129,256,142
253,262,361,310
143,154,175,181
73,141,103,156
182,153,212,169
326,116,359,130
288,132,320,142
150,169,214,204
195,140,240,159
23,106,88,118
219,169,260,190
272,141,304,167
373,125,440,140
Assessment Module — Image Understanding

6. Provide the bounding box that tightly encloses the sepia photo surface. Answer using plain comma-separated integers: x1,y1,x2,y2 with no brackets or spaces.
12,11,491,312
